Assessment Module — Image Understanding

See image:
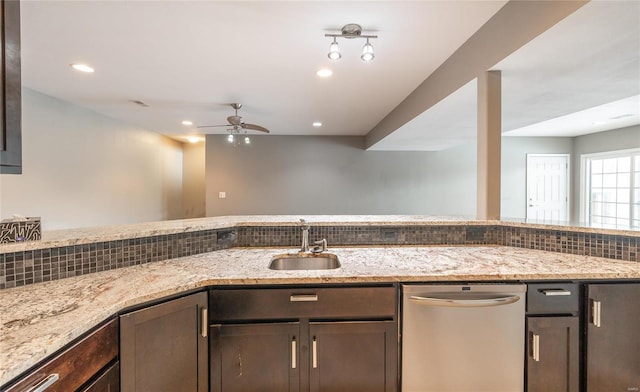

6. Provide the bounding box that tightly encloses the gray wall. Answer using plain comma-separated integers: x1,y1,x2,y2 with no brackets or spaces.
0,89,184,230
182,142,206,218
204,134,575,218
206,135,447,216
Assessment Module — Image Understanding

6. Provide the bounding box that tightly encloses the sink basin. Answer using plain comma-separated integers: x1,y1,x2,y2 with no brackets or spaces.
269,253,341,270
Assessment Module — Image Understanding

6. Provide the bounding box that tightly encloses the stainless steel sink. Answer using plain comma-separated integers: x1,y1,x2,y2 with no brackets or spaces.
269,253,341,270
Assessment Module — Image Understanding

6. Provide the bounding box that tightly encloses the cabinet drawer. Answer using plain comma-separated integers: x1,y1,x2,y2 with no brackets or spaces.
527,283,579,314
210,286,397,321
5,318,118,392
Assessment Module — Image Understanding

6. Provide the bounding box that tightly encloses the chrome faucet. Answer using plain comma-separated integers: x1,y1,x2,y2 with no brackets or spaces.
300,219,310,252
299,219,328,254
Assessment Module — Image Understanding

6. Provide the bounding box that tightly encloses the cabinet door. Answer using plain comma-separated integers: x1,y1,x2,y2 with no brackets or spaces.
526,316,579,392
210,323,301,392
309,321,398,392
120,292,208,392
80,362,119,392
587,283,640,391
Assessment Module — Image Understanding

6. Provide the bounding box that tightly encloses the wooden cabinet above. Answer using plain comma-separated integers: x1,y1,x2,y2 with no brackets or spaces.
0,0,21,174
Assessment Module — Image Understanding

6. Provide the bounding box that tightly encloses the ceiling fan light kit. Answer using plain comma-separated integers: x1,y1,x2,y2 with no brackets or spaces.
197,103,270,146
325,23,377,62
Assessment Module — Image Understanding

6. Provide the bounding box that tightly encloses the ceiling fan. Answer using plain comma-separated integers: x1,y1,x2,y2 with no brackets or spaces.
197,103,270,133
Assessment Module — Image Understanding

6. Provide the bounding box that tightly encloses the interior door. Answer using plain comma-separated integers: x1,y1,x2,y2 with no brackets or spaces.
526,154,569,221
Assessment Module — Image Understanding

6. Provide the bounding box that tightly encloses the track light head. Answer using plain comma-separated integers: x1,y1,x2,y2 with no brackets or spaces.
328,38,342,61
361,39,375,62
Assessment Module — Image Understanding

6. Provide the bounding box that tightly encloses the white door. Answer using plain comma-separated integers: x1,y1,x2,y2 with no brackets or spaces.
526,154,569,221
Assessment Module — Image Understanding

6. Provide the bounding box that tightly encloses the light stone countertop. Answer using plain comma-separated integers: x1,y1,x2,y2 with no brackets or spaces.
3,215,638,254
1,245,640,386
0,215,482,253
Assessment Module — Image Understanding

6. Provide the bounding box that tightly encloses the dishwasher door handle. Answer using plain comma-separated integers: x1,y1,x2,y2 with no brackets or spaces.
409,294,521,307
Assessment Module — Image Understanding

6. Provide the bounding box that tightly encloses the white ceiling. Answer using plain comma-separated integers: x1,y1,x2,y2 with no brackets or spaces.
20,1,640,149
20,0,508,142
371,0,640,151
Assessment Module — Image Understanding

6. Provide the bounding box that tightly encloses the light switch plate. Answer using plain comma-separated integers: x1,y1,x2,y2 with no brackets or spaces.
218,192,226,199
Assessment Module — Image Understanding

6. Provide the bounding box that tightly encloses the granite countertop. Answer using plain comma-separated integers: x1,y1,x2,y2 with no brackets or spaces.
2,245,640,386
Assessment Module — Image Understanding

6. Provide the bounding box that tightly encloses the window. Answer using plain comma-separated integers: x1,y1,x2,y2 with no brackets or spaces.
583,149,640,229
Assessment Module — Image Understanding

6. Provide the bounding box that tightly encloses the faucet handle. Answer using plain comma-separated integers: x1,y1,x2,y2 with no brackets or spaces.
311,239,328,253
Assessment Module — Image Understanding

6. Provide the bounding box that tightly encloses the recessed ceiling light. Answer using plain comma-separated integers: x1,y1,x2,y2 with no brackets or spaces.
316,69,333,77
312,122,322,127
182,120,193,126
70,63,95,73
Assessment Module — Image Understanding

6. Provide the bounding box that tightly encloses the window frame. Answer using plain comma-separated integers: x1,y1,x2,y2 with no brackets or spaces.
580,148,640,229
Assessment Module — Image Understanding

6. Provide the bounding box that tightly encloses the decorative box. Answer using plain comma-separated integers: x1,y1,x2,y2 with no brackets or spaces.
0,217,42,243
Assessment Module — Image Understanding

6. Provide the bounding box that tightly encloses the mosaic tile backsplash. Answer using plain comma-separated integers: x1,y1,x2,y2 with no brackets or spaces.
0,224,637,289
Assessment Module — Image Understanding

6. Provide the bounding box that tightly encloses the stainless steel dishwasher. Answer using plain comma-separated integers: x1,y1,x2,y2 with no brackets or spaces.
402,284,526,392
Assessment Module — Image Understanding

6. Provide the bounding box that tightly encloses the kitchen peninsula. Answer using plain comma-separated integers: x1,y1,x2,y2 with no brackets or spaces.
1,216,639,390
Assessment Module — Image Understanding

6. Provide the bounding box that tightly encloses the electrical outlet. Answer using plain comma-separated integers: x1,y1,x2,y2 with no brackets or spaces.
219,192,226,199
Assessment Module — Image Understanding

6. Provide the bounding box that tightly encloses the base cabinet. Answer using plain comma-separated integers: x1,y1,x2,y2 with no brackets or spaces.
525,283,580,392
120,291,208,392
309,321,397,392
526,316,579,392
211,323,301,392
80,362,119,392
586,283,640,392
3,319,118,392
209,286,398,392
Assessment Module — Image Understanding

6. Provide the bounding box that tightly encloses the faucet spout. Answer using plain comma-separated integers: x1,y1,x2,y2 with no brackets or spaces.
300,219,310,252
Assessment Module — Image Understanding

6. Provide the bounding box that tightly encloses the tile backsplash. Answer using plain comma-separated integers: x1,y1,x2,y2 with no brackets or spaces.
0,224,637,289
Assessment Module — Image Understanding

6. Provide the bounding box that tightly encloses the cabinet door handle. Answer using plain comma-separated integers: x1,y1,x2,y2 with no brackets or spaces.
531,333,540,362
290,294,318,302
291,337,297,369
541,289,571,296
312,336,318,369
201,307,208,337
26,373,59,392
592,300,602,328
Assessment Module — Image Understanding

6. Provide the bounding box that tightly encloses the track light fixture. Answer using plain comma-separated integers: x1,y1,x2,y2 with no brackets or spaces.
325,23,377,62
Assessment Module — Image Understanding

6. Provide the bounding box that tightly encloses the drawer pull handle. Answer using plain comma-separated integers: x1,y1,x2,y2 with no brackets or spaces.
201,307,208,338
312,336,318,369
27,373,59,392
592,300,602,328
541,289,571,296
531,333,540,362
290,294,318,302
291,337,297,369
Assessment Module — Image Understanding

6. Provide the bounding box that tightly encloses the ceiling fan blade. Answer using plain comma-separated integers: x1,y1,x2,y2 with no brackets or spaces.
242,123,270,133
196,124,232,128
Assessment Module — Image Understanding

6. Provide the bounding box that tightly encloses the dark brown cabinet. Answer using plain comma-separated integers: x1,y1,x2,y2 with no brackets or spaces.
526,317,579,392
211,323,301,392
525,283,579,392
120,291,209,392
586,283,640,392
0,0,21,174
3,318,119,392
209,286,398,392
80,362,120,392
309,321,397,392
